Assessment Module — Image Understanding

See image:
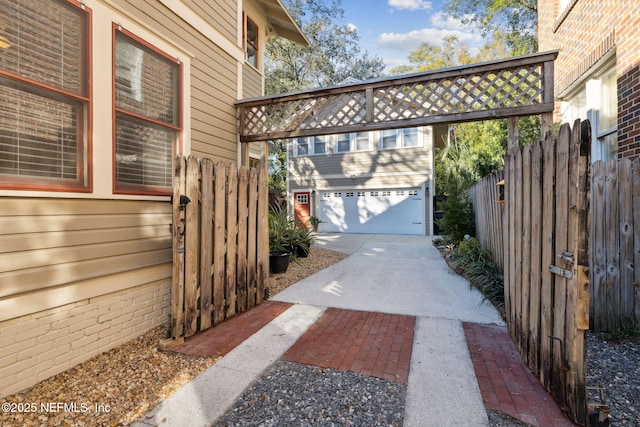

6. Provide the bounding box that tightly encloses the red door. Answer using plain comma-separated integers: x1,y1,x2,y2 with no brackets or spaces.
294,192,311,227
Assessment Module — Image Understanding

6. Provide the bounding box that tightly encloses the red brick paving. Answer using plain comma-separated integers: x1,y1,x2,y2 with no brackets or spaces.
169,302,576,426
171,301,292,357
282,308,415,384
463,322,576,427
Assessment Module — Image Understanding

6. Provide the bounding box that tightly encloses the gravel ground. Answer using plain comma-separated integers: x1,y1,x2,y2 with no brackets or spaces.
586,332,640,426
0,326,217,427
214,361,406,427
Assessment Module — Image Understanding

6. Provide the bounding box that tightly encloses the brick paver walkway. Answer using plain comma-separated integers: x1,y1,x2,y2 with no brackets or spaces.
282,308,415,384
170,302,575,425
463,322,576,427
171,301,292,357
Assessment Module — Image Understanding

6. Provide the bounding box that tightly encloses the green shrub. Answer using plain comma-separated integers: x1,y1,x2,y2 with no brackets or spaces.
450,238,504,309
436,194,476,242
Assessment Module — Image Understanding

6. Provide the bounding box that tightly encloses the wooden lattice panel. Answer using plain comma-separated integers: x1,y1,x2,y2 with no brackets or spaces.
238,51,558,142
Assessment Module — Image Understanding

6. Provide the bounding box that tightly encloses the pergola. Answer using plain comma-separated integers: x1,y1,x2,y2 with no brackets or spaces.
236,50,559,163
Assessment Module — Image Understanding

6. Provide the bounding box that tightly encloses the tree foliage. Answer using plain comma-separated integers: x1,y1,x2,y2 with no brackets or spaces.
265,0,386,198
265,0,385,94
444,0,537,55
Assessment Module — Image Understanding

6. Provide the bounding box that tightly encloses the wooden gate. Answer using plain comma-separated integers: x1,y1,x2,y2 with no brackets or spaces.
170,155,268,340
503,120,590,424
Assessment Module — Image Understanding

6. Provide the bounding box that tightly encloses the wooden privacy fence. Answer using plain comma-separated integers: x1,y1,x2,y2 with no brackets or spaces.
473,140,640,334
171,155,268,340
590,157,640,332
470,171,504,269
503,120,590,424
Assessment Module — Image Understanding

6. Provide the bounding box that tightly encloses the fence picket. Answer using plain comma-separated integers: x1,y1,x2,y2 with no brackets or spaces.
237,166,249,313
199,159,214,331
618,159,634,321
591,161,606,330
528,139,543,375
634,159,640,322
247,168,259,308
539,131,556,389
226,164,239,318
184,156,201,337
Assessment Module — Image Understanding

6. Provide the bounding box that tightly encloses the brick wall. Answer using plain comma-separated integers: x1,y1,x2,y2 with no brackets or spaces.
538,0,640,159
0,280,171,398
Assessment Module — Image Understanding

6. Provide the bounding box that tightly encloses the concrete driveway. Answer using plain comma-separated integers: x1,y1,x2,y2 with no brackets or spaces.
137,233,506,427
272,233,506,426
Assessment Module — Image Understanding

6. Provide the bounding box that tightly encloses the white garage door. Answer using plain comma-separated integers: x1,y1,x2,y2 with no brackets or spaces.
318,188,424,235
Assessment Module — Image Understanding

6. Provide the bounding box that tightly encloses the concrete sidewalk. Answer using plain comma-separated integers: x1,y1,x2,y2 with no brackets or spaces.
135,234,506,426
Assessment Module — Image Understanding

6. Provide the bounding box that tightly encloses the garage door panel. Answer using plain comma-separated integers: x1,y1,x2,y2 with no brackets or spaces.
318,188,423,235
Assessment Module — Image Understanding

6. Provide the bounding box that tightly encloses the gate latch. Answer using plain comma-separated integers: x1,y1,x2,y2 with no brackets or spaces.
557,251,574,264
549,264,573,279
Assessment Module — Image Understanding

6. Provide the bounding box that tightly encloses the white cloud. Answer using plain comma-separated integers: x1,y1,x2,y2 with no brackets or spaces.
388,0,432,11
377,27,479,53
430,12,474,30
347,23,358,32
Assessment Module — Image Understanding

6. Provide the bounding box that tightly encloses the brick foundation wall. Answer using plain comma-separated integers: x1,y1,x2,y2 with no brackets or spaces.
538,0,640,160
0,280,171,398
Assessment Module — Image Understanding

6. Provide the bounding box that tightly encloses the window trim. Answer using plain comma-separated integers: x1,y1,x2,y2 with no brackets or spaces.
0,0,93,192
112,24,183,196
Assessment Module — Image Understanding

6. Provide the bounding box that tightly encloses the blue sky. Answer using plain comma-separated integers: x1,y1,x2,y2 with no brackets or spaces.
340,0,486,72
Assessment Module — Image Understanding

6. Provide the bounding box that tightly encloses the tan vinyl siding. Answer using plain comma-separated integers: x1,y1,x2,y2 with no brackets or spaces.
0,198,171,320
182,0,237,42
113,0,240,163
243,63,263,98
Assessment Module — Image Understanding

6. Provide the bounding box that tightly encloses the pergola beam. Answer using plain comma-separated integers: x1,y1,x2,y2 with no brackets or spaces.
237,50,559,143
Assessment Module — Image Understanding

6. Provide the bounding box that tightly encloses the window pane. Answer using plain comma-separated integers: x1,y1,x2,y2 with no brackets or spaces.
0,84,82,181
116,33,178,126
381,130,398,149
403,128,420,147
0,0,86,95
336,135,350,152
354,132,371,151
246,19,258,68
599,69,617,132
115,113,174,188
313,136,326,154
296,138,309,155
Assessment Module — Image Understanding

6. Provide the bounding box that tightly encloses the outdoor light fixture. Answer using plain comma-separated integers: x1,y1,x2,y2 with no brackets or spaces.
179,195,191,210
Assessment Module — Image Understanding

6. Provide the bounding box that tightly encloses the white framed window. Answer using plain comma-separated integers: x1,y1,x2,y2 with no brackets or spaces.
354,132,372,151
296,193,308,204
380,128,422,150
295,135,328,156
561,57,617,162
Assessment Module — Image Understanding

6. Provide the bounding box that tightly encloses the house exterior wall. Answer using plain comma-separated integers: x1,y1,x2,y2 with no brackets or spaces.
0,0,290,398
288,127,437,235
538,0,640,159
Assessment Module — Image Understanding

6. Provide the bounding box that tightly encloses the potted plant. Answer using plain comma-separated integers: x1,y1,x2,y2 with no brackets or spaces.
290,222,316,258
309,216,322,232
269,204,293,273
